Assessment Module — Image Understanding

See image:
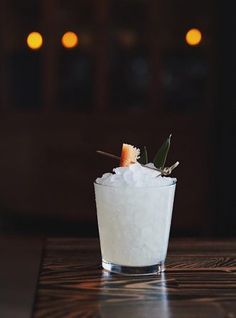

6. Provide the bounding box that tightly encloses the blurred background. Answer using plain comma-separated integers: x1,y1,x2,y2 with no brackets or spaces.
0,0,235,237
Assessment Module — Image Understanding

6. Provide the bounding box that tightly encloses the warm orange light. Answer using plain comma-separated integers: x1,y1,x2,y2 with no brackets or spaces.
27,32,43,50
61,31,78,49
117,30,137,48
185,28,202,46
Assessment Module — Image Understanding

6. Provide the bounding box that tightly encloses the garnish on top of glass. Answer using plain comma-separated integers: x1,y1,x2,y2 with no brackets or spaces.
96,134,179,187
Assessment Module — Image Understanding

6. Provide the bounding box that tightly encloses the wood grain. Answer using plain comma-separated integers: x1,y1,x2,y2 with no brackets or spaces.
33,239,236,318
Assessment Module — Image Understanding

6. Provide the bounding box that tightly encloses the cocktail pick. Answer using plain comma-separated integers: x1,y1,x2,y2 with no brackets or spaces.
96,150,179,176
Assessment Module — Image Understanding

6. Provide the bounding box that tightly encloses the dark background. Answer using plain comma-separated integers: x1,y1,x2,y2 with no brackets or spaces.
0,0,235,237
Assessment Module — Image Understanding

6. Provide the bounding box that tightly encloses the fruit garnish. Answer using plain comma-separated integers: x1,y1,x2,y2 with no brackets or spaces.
120,144,140,167
96,135,179,175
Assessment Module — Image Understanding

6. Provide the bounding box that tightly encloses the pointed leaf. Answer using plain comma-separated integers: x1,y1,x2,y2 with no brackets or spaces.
138,146,148,164
153,134,172,169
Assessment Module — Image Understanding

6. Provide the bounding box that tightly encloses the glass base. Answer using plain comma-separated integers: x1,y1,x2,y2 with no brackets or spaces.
102,259,165,276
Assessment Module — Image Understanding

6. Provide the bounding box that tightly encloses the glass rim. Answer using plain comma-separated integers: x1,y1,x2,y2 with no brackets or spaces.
94,178,177,189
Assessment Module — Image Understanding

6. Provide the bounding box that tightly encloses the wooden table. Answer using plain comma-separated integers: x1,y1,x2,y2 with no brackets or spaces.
33,238,236,318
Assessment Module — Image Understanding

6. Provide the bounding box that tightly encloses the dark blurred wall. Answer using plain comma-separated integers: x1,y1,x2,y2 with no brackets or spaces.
0,0,235,237
215,0,236,236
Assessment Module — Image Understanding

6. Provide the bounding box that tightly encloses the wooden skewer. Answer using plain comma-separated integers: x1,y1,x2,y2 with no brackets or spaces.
96,150,120,161
96,150,179,176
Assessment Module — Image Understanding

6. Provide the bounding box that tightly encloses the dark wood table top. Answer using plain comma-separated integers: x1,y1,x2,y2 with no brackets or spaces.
0,236,42,318
33,238,236,318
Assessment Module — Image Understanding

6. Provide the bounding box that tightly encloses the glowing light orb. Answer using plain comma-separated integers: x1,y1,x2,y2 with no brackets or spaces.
185,28,202,46
27,32,43,50
61,31,78,49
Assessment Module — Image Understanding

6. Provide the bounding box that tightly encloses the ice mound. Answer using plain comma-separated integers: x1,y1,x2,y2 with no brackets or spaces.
96,162,176,187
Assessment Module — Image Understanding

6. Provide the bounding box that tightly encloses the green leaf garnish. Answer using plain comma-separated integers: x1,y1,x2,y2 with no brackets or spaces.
138,146,148,164
153,134,172,169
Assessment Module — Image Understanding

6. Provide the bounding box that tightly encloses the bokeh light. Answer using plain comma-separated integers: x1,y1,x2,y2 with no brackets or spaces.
185,28,202,46
26,32,43,50
61,31,78,49
117,30,137,48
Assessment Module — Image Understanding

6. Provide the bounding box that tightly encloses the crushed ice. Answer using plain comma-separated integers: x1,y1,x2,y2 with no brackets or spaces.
96,162,176,187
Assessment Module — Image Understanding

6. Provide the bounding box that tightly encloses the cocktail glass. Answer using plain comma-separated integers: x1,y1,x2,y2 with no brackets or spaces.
94,181,176,275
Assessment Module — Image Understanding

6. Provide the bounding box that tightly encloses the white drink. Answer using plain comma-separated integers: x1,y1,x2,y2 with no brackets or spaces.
94,163,176,275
